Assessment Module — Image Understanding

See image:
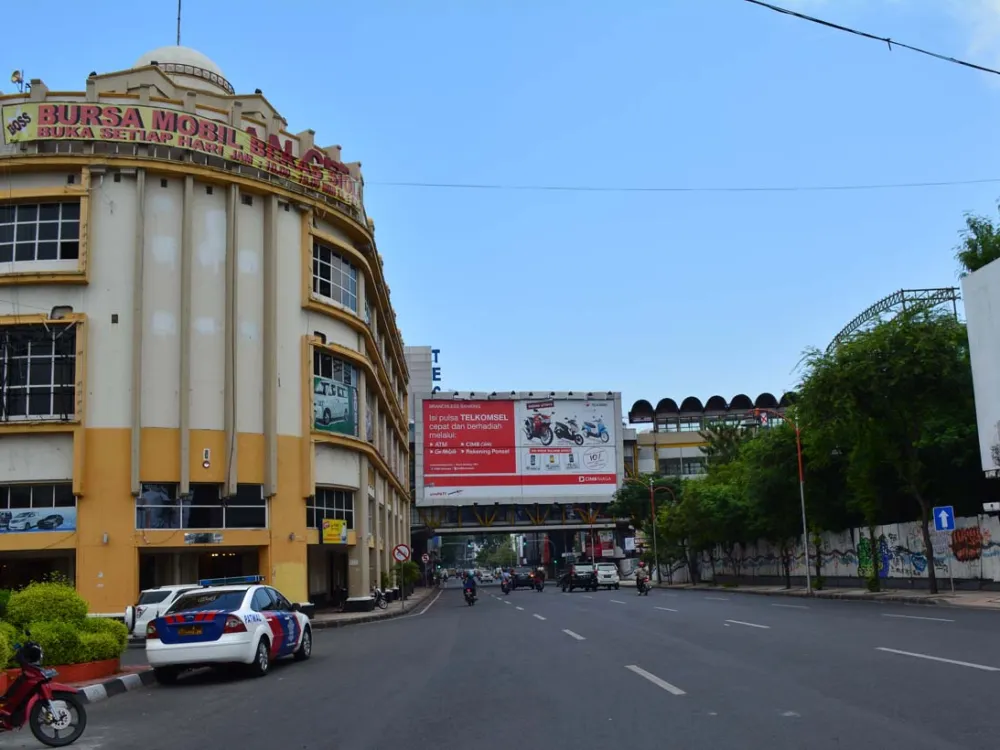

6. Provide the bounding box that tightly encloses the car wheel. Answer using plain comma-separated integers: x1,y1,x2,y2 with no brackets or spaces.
294,627,312,661
615,584,620,590
248,638,270,677
153,667,179,685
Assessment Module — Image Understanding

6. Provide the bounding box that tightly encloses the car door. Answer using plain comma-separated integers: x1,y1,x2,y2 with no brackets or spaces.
265,587,300,658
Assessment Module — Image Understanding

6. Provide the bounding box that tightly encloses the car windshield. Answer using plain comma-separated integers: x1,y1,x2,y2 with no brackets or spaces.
137,590,172,605
167,590,247,613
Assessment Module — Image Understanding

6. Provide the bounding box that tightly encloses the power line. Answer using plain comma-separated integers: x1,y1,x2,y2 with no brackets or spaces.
368,177,1000,195
744,0,1000,77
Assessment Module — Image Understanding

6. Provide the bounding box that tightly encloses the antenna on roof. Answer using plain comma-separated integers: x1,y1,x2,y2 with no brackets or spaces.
10,69,29,93
176,0,182,45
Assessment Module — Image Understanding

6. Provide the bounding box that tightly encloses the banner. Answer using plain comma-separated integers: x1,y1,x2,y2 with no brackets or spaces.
313,376,358,437
421,396,620,502
0,505,76,533
321,518,348,544
2,102,361,208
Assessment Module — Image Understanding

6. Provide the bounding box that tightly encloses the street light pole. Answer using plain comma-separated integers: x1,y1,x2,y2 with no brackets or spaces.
753,408,812,594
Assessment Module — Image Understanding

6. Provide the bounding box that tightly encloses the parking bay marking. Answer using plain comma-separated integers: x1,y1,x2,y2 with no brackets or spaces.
875,647,1000,671
725,620,770,629
625,665,686,695
881,613,954,623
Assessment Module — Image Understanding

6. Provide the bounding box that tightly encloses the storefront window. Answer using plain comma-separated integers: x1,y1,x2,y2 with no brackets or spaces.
0,483,76,532
135,483,267,529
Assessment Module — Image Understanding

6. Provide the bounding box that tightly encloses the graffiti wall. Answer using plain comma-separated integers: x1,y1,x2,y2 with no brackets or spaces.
657,514,1000,585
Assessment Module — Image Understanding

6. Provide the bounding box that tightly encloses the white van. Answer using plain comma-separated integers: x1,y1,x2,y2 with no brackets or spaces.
314,379,349,426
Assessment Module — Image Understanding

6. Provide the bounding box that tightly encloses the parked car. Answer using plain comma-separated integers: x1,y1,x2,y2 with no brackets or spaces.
596,562,620,590
145,575,312,684
125,584,201,641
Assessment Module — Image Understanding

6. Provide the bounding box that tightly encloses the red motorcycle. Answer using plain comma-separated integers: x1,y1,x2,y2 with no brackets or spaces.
0,639,87,746
523,412,554,446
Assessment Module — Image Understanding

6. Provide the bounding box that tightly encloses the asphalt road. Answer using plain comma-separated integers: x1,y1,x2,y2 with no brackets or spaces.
5,582,1000,749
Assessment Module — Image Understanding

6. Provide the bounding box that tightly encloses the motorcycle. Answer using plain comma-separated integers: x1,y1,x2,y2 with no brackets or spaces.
553,419,584,446
533,575,545,592
0,638,87,747
371,587,389,610
636,578,650,596
464,587,477,606
501,579,511,595
582,416,610,443
523,413,554,446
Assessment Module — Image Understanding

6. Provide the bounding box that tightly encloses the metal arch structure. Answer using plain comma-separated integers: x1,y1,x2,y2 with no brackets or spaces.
826,287,961,353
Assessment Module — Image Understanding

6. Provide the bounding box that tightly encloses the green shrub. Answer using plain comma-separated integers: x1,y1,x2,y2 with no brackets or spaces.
0,590,12,618
27,621,82,666
79,632,120,662
81,618,128,653
0,628,11,670
6,583,87,628
0,621,25,667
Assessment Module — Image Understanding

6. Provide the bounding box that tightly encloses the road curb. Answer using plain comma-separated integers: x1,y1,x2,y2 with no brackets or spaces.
79,668,156,704
311,594,436,630
670,585,962,607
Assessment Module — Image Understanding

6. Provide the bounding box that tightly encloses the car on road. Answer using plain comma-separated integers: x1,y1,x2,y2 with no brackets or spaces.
480,571,495,583
125,584,200,641
559,563,598,592
145,575,312,684
596,562,620,590
512,567,535,589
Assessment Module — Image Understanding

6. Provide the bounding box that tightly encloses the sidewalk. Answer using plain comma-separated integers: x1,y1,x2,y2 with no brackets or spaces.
311,586,439,629
663,583,1000,610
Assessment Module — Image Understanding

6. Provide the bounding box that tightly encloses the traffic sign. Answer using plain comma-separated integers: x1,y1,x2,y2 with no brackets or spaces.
421,553,430,563
393,544,411,563
933,505,956,532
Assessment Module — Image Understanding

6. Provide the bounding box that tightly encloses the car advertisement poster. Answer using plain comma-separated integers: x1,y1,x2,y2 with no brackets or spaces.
0,505,77,533
420,396,621,502
313,376,358,437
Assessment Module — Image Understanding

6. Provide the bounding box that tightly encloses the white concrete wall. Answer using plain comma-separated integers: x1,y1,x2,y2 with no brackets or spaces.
275,206,303,437
188,186,226,431
315,444,360,488
0,434,73,481
667,514,1000,585
236,199,264,435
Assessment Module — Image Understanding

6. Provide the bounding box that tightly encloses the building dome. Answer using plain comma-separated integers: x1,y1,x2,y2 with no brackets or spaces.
132,46,233,95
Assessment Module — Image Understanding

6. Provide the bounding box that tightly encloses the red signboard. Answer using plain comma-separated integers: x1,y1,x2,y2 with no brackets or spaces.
423,400,516,475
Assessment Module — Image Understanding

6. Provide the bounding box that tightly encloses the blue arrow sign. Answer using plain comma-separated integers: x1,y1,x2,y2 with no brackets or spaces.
933,505,955,532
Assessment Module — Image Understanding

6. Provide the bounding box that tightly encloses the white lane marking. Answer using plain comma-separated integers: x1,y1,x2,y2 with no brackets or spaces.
772,603,809,610
875,647,1000,672
881,613,954,623
582,595,594,599
625,665,686,695
655,606,679,612
504,600,512,605
416,589,443,616
725,619,770,629
705,597,730,601
562,629,586,641
781,711,800,718
610,599,627,604
515,606,524,611
533,614,547,621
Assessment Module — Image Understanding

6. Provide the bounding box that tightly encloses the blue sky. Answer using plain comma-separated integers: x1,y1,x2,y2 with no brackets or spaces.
6,1,1000,414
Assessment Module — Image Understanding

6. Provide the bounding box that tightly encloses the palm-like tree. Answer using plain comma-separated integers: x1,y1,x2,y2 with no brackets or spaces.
955,207,1000,276
699,422,747,465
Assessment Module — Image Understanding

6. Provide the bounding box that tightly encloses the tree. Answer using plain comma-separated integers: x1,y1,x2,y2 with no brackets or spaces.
797,309,977,594
609,474,681,533
955,206,1000,275
476,534,517,569
700,423,748,465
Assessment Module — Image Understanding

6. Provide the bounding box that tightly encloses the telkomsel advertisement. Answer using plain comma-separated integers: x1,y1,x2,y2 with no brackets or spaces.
418,394,622,503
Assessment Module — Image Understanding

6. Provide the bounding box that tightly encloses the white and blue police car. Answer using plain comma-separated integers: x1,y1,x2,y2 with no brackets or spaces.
145,575,312,684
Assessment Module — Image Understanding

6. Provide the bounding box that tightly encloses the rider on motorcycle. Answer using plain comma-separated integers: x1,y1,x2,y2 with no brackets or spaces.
464,570,478,596
635,561,650,589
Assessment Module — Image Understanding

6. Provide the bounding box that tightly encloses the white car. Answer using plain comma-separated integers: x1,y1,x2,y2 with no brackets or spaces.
596,563,621,590
125,584,200,641
145,575,312,684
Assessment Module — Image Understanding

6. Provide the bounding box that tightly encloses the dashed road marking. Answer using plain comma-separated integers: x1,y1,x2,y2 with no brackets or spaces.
705,597,730,601
533,614,546,621
881,613,954,623
875,647,1000,671
515,606,524,611
655,606,679,612
562,629,586,641
625,665,686,695
725,619,770,629
610,599,627,604
772,603,809,610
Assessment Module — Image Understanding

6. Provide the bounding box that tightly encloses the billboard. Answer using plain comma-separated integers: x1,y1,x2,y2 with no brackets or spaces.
416,392,624,505
962,262,1000,474
313,376,359,437
0,506,76,533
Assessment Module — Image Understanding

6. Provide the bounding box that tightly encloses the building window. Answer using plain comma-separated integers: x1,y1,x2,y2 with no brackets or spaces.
0,483,76,532
312,241,358,312
0,324,76,422
305,487,355,529
313,349,359,437
135,483,267,530
0,202,80,263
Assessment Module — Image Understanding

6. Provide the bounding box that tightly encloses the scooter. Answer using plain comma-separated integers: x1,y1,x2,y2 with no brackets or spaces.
523,413,554,446
582,416,610,443
553,419,585,446
533,575,545,592
636,578,650,596
0,638,87,746
464,587,477,606
501,579,511,595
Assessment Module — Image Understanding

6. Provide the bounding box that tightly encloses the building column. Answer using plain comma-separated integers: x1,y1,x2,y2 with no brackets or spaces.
349,455,371,597
372,471,382,588
382,483,391,574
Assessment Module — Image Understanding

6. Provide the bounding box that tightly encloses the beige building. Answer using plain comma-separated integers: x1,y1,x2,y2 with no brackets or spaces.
0,46,409,613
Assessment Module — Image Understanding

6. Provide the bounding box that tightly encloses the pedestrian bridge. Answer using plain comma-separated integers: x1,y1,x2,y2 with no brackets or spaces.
412,502,621,535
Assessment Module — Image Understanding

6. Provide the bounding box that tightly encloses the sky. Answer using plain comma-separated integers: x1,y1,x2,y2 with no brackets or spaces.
5,0,1000,416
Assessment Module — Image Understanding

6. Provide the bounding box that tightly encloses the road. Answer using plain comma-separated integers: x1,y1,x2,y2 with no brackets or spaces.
5,582,1000,749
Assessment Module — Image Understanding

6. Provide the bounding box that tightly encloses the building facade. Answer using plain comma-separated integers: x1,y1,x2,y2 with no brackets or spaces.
0,47,409,613
625,393,794,476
